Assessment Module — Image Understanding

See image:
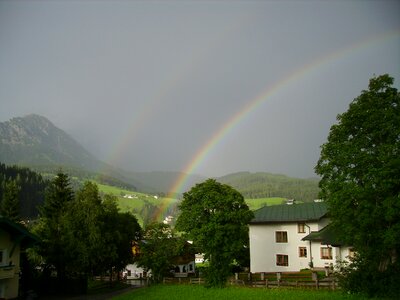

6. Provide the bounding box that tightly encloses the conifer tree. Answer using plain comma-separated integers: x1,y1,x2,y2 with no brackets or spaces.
0,180,21,222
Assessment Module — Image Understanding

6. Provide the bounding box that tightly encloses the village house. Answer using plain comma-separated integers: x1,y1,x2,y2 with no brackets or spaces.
249,201,353,273
124,240,195,280
0,216,39,299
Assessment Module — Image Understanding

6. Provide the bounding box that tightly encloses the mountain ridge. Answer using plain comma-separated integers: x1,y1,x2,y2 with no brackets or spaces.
0,114,205,194
0,114,320,199
0,114,102,171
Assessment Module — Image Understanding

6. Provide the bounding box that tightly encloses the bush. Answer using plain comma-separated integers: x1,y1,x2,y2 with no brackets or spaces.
336,256,400,298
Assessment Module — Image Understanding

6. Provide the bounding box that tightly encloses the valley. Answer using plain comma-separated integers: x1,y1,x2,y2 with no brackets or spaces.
95,181,287,226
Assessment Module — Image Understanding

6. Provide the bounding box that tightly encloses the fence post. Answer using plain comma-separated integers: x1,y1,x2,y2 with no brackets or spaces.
312,271,318,281
265,279,268,288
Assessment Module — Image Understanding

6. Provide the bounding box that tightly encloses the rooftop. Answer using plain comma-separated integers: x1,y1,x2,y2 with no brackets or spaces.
0,216,40,248
302,224,344,246
250,201,327,224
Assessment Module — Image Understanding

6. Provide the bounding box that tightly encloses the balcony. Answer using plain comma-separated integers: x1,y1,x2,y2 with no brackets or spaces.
0,264,16,279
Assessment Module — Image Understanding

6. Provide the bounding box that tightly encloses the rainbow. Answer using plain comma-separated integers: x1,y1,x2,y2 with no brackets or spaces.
166,30,400,198
103,17,250,169
151,198,178,222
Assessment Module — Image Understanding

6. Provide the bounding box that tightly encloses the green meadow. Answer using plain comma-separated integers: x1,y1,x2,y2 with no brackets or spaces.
96,182,178,225
112,285,367,300
245,197,286,210
96,182,287,225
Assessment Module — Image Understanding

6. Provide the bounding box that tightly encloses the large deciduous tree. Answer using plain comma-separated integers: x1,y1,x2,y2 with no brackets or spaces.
315,74,400,297
176,179,254,287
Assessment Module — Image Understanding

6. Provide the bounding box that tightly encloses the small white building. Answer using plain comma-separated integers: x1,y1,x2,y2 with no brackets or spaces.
249,201,353,273
123,263,147,279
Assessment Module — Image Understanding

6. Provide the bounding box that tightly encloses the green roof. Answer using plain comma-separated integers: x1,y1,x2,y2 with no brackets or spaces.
0,216,40,248
302,224,344,246
250,202,327,224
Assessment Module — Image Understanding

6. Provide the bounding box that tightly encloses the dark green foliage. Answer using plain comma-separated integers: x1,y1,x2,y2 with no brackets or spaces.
35,171,74,281
0,162,48,218
0,180,21,221
218,172,320,201
135,222,186,283
336,254,400,298
61,182,142,278
40,171,74,219
33,177,142,289
176,179,254,287
316,74,400,298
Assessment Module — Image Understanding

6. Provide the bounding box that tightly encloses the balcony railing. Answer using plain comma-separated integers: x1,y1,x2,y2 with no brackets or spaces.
0,264,16,279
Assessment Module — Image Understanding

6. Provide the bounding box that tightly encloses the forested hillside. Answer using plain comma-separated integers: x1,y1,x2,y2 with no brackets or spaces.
218,172,320,201
0,162,48,218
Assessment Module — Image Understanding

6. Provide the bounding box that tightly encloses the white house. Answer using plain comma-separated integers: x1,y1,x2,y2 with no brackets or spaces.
249,201,353,273
123,263,148,279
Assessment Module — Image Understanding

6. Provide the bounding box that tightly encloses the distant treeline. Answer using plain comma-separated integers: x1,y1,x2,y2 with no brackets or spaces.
218,172,320,201
0,162,48,218
28,164,137,191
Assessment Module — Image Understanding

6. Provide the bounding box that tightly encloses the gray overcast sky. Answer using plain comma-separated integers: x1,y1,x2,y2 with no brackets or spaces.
1,0,399,178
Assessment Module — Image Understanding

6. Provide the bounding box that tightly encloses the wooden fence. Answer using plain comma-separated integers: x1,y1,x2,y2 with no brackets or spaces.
163,272,338,290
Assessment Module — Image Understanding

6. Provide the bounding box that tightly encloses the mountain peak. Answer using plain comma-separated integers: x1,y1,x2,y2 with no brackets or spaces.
0,114,101,171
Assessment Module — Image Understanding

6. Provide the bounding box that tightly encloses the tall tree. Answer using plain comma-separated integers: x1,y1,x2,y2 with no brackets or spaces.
176,179,254,287
40,171,74,219
0,180,21,222
315,74,400,297
63,183,142,279
63,181,104,276
98,194,142,282
35,171,74,281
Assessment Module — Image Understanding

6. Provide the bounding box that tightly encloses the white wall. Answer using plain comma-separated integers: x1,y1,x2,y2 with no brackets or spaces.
249,218,353,273
249,221,319,272
124,264,147,279
310,244,353,269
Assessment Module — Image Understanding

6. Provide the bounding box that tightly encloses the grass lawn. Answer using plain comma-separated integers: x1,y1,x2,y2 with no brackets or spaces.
87,280,130,295
112,285,367,300
245,197,286,210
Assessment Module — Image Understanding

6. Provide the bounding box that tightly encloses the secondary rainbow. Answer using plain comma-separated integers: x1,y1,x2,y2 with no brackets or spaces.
102,17,249,170
166,30,400,198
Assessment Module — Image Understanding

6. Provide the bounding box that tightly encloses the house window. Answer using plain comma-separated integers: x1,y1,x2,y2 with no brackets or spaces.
321,247,333,259
275,231,288,243
276,254,289,266
299,247,307,258
298,223,306,233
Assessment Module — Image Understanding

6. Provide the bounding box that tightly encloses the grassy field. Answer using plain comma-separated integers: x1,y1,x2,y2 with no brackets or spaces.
95,182,287,225
112,285,367,300
245,197,286,210
96,182,179,225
